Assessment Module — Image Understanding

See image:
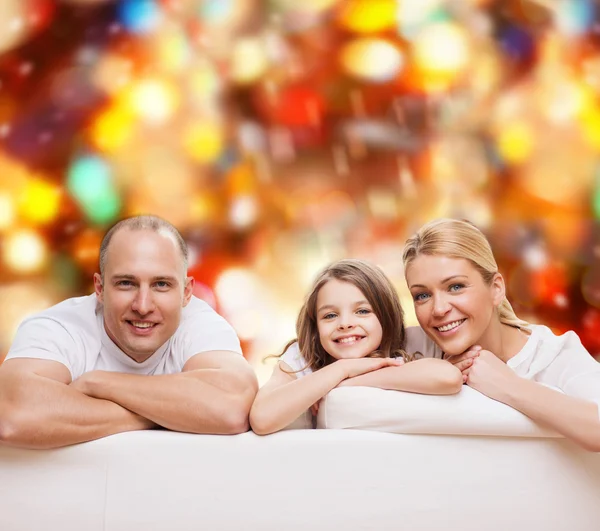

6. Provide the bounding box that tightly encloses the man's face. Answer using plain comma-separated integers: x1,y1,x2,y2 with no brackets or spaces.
94,228,194,363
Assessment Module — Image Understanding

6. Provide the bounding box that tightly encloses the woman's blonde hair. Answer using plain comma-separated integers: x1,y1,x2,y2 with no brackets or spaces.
283,259,413,373
402,218,529,331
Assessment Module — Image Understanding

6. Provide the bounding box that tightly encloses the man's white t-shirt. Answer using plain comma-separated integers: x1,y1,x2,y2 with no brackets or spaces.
281,324,600,411
5,294,242,380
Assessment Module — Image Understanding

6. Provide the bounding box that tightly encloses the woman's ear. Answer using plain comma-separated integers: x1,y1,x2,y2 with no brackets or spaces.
491,272,506,307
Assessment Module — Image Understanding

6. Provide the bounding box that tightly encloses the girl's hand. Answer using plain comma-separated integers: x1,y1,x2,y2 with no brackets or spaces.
336,357,404,380
310,400,321,416
462,349,520,401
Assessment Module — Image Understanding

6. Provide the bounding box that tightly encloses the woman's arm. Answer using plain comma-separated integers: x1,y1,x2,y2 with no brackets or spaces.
249,357,402,435
337,358,463,394
459,349,600,452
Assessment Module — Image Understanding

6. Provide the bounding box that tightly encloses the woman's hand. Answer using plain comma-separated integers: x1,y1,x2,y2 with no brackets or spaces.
451,349,520,402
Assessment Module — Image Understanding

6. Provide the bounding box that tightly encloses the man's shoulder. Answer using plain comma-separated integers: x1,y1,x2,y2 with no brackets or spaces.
180,296,230,325
23,294,100,334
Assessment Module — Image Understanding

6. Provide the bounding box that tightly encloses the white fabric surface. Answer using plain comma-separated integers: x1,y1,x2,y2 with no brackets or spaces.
1,430,599,531
317,385,563,437
5,294,242,380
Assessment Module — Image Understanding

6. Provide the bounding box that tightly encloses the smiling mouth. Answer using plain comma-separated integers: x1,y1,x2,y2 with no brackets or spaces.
127,320,158,330
335,335,365,345
435,319,466,333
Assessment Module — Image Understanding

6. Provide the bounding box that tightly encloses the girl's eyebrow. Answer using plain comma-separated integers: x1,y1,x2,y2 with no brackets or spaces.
317,300,369,313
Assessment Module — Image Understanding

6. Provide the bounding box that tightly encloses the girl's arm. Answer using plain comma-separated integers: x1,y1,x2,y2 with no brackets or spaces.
249,357,402,435
337,358,463,395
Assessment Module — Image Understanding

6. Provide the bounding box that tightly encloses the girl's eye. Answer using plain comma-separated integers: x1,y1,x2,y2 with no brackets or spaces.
356,308,371,315
322,313,337,320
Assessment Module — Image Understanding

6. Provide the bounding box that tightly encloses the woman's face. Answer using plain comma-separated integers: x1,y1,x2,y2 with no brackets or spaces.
315,279,383,360
405,254,504,356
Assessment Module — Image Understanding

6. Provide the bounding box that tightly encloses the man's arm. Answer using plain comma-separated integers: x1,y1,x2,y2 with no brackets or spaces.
337,358,463,394
72,351,258,435
0,359,156,450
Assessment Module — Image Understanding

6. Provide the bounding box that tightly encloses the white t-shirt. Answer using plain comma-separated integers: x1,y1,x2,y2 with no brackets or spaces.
6,294,242,380
281,325,600,410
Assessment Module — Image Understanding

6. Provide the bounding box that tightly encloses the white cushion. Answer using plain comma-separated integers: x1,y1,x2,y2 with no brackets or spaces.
317,385,563,438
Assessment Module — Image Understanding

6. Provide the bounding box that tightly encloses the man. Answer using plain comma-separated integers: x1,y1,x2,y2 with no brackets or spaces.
0,215,258,449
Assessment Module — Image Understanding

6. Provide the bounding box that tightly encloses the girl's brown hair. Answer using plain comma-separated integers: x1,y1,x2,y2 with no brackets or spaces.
402,218,530,331
282,259,413,373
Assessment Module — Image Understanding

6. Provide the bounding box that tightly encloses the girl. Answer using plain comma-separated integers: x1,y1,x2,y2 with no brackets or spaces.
250,259,462,435
403,218,600,452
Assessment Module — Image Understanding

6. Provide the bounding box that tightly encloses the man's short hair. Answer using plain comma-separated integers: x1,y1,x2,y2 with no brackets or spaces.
99,215,189,278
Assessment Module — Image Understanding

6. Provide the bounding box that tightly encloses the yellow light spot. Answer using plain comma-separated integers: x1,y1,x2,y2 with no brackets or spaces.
156,29,189,73
496,122,534,164
0,193,15,230
90,104,135,152
19,178,62,224
581,106,600,150
230,38,269,84
129,79,180,124
3,230,47,273
337,0,397,33
413,23,469,80
183,122,224,163
340,38,403,82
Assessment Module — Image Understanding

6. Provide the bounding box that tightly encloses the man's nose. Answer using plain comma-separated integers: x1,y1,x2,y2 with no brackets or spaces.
131,287,155,315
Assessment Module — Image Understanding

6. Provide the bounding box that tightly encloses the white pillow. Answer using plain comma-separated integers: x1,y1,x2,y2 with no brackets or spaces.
317,385,562,438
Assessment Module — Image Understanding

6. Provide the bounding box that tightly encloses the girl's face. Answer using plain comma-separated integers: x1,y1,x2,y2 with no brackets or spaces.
315,279,383,360
405,254,504,356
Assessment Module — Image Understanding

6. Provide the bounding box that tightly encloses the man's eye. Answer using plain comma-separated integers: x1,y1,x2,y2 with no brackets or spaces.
155,281,170,288
117,281,133,287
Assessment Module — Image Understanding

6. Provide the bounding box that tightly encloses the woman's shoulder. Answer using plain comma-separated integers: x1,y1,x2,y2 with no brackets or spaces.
405,326,443,359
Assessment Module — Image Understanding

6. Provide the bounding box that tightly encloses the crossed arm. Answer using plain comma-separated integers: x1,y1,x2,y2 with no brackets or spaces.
250,356,462,435
449,349,600,452
0,352,258,450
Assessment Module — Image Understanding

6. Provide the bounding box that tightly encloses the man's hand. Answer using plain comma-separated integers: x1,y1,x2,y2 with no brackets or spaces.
69,370,108,398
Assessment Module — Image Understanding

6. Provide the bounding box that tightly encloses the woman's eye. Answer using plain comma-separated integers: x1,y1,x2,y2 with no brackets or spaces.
449,284,464,292
413,292,429,302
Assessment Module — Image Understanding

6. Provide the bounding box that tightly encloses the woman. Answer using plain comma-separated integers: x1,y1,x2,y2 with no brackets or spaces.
403,218,600,452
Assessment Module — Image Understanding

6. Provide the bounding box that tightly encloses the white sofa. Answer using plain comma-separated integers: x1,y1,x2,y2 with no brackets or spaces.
2,388,600,531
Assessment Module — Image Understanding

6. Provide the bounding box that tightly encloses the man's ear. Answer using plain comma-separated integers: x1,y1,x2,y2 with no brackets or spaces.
183,276,195,306
93,273,104,303
491,272,506,307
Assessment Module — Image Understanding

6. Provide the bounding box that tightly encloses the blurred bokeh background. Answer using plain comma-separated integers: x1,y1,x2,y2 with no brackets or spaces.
1,0,599,381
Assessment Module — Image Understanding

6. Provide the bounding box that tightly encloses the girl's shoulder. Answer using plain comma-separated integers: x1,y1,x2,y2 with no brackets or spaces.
405,326,443,359
280,341,314,378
